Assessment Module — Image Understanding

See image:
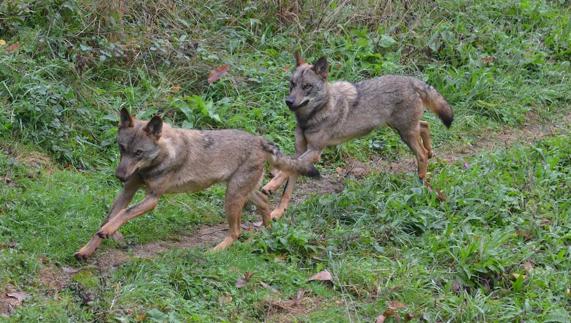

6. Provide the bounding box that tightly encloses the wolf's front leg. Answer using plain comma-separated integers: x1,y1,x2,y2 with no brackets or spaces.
97,193,159,239
269,149,322,219
262,171,289,194
270,175,297,219
75,178,141,260
262,127,307,195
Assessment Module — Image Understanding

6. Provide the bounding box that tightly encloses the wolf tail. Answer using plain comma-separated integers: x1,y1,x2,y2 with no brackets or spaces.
261,140,320,178
414,80,454,128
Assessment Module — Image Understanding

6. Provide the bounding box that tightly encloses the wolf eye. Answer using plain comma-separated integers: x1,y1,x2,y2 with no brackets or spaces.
135,149,143,157
303,84,313,90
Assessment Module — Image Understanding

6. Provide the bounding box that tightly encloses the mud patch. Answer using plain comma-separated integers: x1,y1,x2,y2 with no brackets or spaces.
0,285,30,317
39,265,69,294
89,223,229,270
264,289,323,322
291,175,345,204
132,224,229,258
0,143,55,172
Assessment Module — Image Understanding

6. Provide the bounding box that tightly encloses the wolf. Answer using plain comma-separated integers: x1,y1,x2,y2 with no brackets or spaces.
74,108,319,260
262,52,453,219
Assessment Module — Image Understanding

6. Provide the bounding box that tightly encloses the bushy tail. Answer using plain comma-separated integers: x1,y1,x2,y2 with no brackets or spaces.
414,80,454,128
261,140,320,178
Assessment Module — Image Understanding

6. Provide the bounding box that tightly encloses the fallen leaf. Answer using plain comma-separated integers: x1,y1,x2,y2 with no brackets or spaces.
0,39,6,46
7,291,30,303
511,273,526,280
481,55,495,65
523,261,534,273
294,289,305,305
6,42,20,53
378,300,407,321
452,280,463,294
207,64,230,84
388,300,406,310
240,223,254,231
170,84,181,93
308,270,332,283
260,282,279,294
218,294,232,305
235,272,254,288
62,266,80,274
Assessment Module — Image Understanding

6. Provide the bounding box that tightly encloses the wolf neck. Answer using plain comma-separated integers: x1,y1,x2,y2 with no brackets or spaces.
295,81,358,130
139,126,190,180
294,83,330,129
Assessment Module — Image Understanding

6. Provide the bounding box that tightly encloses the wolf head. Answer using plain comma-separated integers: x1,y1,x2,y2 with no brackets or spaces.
115,108,163,182
285,52,329,113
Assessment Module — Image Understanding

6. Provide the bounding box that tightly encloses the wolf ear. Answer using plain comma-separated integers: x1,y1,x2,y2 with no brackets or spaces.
119,108,134,128
312,57,328,79
294,51,305,66
144,115,163,139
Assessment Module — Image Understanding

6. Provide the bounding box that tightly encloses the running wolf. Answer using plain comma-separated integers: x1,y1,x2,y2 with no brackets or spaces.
75,108,319,259
263,52,453,219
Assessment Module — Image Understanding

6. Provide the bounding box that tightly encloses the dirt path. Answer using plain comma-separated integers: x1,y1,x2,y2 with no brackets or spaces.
291,111,571,202
3,112,569,316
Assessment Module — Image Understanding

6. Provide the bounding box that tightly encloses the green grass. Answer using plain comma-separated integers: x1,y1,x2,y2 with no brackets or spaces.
1,0,571,321
1,128,570,321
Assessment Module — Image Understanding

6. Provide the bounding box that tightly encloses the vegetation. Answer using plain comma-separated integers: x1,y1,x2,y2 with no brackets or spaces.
1,0,570,321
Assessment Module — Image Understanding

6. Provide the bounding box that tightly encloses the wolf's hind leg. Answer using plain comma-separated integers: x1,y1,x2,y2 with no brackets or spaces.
249,190,272,227
213,165,263,251
419,121,433,159
399,127,429,183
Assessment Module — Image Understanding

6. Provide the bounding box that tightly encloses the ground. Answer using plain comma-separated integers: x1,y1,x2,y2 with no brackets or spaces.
1,0,570,321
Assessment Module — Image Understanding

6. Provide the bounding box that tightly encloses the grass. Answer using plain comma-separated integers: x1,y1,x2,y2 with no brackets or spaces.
1,0,570,321
1,129,570,321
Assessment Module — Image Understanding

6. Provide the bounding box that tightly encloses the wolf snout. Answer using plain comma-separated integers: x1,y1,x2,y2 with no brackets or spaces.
115,169,128,182
285,97,295,108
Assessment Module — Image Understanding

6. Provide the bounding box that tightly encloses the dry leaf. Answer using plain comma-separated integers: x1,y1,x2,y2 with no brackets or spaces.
235,272,254,288
260,282,279,294
62,266,80,274
207,64,230,84
523,261,534,273
294,289,305,305
6,42,20,53
481,55,495,65
7,291,30,303
511,273,526,280
308,270,332,282
218,294,232,305
452,280,463,294
170,84,181,93
0,39,6,46
378,300,407,321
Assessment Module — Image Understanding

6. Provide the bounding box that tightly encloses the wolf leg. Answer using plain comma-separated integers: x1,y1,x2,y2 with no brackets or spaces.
249,190,272,227
419,121,433,159
75,178,141,260
270,175,297,219
97,194,159,239
213,165,262,251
